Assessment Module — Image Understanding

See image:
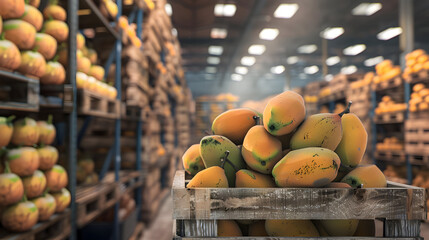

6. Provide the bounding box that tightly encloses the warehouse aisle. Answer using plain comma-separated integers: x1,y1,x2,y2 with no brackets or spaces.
141,196,173,240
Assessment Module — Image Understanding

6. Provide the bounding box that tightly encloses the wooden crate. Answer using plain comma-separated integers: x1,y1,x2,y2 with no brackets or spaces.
76,183,120,227
405,119,429,156
0,69,40,111
0,210,70,240
374,111,405,124
372,76,403,92
408,155,429,166
405,69,429,84
409,111,429,119
172,170,426,239
102,171,144,194
77,89,121,119
374,150,406,164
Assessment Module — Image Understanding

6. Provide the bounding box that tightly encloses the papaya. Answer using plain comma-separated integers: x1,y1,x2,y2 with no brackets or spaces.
290,102,351,151
31,193,56,221
0,162,24,206
77,56,91,74
182,144,205,176
272,147,340,187
263,91,306,136
320,219,359,236
0,116,14,147
87,48,98,64
354,219,376,236
324,182,351,188
1,201,39,232
37,116,56,145
334,167,352,182
0,0,25,19
211,108,260,145
41,61,66,85
199,135,246,187
3,20,36,50
218,220,242,237
242,126,282,174
335,113,367,169
341,164,387,188
45,165,68,192
51,188,70,212
0,40,21,71
265,220,319,237
18,51,46,78
77,33,85,50
20,4,43,31
34,33,57,60
248,220,268,236
187,166,228,188
43,20,69,43
43,4,67,21
22,170,47,199
28,0,40,8
7,147,39,177
37,145,58,170
235,169,276,188
11,118,40,146
88,65,105,81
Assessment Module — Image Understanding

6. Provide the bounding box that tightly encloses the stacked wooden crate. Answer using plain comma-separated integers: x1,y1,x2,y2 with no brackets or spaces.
304,81,324,115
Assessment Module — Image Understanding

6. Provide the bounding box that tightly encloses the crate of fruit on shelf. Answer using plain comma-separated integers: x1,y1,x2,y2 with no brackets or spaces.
372,60,403,91
374,96,407,124
0,114,71,239
403,49,429,84
408,83,429,119
405,118,429,165
329,73,363,100
174,91,426,239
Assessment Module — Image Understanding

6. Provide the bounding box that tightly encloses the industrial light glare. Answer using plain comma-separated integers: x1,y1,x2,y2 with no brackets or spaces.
207,56,220,65
214,4,236,17
287,56,299,65
352,3,382,16
205,74,215,80
325,74,334,81
297,44,317,54
320,27,344,40
274,4,299,18
165,3,172,16
231,74,243,81
377,27,402,40
211,28,228,39
172,28,178,37
326,56,340,66
343,44,366,56
235,66,248,75
364,56,384,67
208,46,223,55
248,45,266,55
341,65,358,74
259,28,279,40
241,56,256,66
304,65,319,74
206,67,217,73
271,65,285,74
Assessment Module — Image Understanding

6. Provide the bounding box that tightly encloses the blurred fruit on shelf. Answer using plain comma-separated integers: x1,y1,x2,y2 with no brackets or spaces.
3,19,36,50
7,147,40,177
43,20,69,42
1,200,39,232
0,39,21,70
0,116,15,147
0,0,25,19
34,33,57,60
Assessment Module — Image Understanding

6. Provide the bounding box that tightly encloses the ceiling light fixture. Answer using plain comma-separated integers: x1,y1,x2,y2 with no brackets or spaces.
320,27,344,40
364,56,384,67
206,67,217,73
343,44,366,56
287,56,299,64
207,56,220,65
377,27,402,40
214,4,236,17
297,44,317,54
208,45,223,55
304,65,319,74
341,65,358,74
241,56,256,66
165,3,172,16
235,66,248,75
211,28,228,39
326,56,340,66
248,44,266,55
231,74,243,81
352,3,382,16
274,3,299,18
271,65,285,74
259,28,279,40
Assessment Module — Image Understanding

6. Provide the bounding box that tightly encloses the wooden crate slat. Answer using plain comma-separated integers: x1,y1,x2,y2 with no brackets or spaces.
372,76,403,92
374,111,405,124
172,171,426,220
77,89,120,119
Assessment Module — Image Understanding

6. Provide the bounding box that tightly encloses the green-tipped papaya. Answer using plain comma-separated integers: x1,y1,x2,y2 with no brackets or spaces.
212,108,260,145
272,147,340,187
187,166,228,188
242,126,282,174
182,144,205,176
341,164,387,188
200,135,246,187
235,169,276,188
263,91,306,136
335,113,368,169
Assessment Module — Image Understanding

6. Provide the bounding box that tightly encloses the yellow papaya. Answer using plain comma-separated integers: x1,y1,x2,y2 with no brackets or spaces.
218,220,242,236
272,147,340,187
187,166,228,188
263,91,306,136
341,164,386,188
265,220,319,237
235,169,276,188
320,219,359,236
182,144,205,176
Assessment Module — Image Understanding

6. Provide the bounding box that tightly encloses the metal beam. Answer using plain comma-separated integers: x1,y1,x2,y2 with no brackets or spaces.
220,0,267,86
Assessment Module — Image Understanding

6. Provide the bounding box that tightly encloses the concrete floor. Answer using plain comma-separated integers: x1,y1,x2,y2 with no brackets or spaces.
143,197,429,239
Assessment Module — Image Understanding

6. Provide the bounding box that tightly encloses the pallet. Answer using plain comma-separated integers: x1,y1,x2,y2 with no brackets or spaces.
0,69,40,111
172,170,426,239
0,210,70,240
375,150,406,164
121,104,151,121
409,111,429,119
405,119,429,156
374,111,405,124
77,89,120,119
406,69,429,84
102,171,144,194
408,154,429,166
372,76,403,92
76,183,120,227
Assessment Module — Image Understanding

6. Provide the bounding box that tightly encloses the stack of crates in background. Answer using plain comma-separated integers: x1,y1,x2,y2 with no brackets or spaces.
304,81,324,115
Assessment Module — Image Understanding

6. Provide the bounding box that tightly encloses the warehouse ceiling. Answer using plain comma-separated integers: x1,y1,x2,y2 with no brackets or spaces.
168,0,429,100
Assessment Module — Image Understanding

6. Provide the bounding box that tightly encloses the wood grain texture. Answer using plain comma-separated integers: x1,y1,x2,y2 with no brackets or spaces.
174,238,420,240
172,170,426,220
384,220,421,237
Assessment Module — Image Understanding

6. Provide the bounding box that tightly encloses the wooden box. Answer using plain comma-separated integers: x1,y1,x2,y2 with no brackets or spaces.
172,170,426,239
